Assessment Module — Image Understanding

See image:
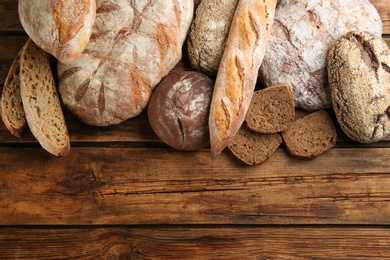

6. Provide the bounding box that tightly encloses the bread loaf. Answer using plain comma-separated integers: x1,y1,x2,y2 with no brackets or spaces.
58,0,194,126
18,0,96,65
148,71,214,151
20,39,70,156
328,31,390,143
259,0,382,111
187,0,238,76
208,0,277,159
1,48,27,137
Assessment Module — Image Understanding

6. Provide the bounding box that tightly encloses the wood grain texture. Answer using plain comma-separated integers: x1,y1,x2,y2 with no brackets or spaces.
1,227,390,259
2,147,390,225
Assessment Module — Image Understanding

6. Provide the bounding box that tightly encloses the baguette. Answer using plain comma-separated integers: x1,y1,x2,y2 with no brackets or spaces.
208,0,277,159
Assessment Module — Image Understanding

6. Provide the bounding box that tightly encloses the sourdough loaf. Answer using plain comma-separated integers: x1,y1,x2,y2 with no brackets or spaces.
148,71,214,151
259,0,382,111
58,0,194,126
281,110,337,160
228,123,282,165
1,48,27,137
245,83,294,134
187,0,239,76
20,39,70,156
208,0,277,159
328,31,390,143
18,0,96,65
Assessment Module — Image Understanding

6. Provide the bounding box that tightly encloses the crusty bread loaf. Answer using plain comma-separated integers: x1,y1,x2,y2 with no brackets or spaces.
328,31,390,143
281,110,337,160
20,39,70,156
259,0,382,111
208,0,277,159
245,83,294,134
228,123,282,165
1,48,27,137
148,71,214,151
58,0,194,126
187,0,239,76
18,0,96,64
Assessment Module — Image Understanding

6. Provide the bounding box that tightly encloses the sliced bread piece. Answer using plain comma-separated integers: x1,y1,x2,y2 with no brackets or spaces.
20,39,70,156
228,123,282,165
245,83,295,134
281,110,337,160
1,48,27,137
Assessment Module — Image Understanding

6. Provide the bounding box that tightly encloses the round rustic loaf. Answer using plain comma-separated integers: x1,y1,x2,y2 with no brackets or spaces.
57,0,194,126
328,31,390,143
259,0,382,111
187,0,239,76
148,71,214,151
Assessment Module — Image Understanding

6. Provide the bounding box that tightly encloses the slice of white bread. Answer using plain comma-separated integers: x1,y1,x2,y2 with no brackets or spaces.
1,48,27,137
19,39,70,156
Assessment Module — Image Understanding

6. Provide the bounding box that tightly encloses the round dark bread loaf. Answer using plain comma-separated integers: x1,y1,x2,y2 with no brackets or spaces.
147,71,214,151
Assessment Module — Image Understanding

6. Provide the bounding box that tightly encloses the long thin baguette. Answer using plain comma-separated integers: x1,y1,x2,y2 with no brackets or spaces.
20,39,70,156
208,0,277,159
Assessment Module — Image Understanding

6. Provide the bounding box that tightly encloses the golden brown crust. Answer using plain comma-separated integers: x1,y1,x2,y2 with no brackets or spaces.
209,0,277,160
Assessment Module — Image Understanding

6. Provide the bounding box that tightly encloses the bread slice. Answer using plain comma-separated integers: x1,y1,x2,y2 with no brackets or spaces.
281,110,337,159
20,39,70,156
1,48,27,137
245,83,295,133
228,123,282,165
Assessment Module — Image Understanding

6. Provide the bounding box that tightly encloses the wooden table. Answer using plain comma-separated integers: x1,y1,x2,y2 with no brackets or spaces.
1,0,390,258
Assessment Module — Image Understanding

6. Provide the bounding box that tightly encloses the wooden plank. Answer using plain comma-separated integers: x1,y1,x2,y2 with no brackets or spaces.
371,0,390,34
1,227,390,259
2,147,390,225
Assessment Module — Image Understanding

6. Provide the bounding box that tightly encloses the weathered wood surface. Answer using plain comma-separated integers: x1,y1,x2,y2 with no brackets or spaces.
1,0,390,258
1,227,390,259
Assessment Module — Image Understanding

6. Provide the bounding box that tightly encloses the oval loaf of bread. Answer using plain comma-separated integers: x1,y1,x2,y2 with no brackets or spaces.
58,0,194,126
20,39,70,156
208,0,277,159
19,0,96,65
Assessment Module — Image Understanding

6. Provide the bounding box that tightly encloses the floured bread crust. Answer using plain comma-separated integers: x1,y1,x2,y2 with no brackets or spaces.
58,0,194,126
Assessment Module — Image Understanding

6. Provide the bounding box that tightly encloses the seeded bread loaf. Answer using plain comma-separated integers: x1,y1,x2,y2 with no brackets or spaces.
148,71,214,151
58,0,194,126
18,0,96,64
245,83,294,134
20,39,70,156
328,31,390,143
281,110,337,160
259,0,382,111
228,123,282,165
187,0,239,76
208,0,277,160
1,48,27,137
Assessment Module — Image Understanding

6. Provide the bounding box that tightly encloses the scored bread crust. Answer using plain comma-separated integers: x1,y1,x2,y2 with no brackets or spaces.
1,48,27,137
20,39,70,156
208,0,277,160
58,0,194,126
18,0,96,64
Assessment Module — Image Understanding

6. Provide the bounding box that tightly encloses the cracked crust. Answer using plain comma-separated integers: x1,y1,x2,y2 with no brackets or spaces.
209,0,277,159
328,31,390,143
259,0,382,111
58,0,194,126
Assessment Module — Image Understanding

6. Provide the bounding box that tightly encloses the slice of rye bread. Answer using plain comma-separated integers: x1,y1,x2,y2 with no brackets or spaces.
245,83,295,134
19,39,70,156
1,48,27,137
228,123,282,165
281,110,337,160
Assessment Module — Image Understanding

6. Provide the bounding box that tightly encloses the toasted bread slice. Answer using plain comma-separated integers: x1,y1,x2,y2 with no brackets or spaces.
1,48,27,137
20,39,70,156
